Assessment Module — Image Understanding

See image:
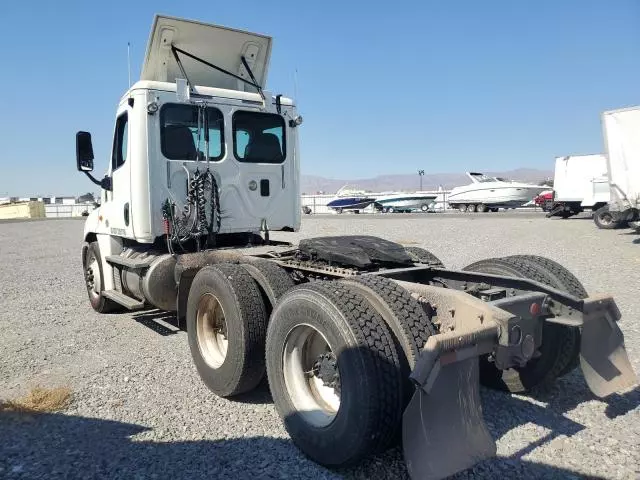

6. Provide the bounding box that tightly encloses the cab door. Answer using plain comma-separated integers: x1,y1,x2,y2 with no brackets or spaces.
104,105,134,238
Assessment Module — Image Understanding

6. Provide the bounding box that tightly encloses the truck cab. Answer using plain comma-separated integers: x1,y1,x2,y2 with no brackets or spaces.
77,15,302,251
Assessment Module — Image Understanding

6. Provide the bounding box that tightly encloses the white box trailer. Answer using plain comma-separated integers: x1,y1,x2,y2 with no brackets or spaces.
594,106,640,229
546,154,610,218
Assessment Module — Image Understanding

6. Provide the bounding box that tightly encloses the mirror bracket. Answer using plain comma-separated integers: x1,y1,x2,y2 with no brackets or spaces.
83,171,112,191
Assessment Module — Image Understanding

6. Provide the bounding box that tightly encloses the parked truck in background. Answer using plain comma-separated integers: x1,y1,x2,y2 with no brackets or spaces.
545,154,609,219
594,106,640,230
533,189,553,211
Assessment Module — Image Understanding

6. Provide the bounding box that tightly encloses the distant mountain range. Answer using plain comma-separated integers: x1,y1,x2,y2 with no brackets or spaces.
301,168,553,194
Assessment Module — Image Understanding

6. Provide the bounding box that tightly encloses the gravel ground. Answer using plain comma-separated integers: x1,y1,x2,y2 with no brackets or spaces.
1,214,639,479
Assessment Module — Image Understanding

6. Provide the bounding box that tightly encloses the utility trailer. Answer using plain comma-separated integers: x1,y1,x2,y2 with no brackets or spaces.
594,106,640,230
545,154,609,219
76,15,638,480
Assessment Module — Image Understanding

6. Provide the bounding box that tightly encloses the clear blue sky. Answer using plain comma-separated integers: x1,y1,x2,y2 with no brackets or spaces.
1,0,638,196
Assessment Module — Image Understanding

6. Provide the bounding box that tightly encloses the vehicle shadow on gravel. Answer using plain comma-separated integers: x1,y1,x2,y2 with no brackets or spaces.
233,376,274,405
538,373,640,420
131,309,181,336
0,409,608,480
0,410,307,479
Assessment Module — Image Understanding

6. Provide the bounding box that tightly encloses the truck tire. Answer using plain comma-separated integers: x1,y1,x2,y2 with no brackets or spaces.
458,204,467,212
594,205,619,229
504,255,587,298
82,241,121,313
339,276,436,404
462,258,577,393
186,264,268,397
503,255,587,377
239,258,294,313
403,246,445,267
265,281,402,467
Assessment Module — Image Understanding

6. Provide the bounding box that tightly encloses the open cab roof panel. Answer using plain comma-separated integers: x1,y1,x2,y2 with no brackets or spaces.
141,15,272,92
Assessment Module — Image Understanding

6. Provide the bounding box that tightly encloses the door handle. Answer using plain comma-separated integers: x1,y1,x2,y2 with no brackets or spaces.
124,202,130,226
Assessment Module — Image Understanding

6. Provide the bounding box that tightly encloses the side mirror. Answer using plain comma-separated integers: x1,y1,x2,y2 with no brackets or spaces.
76,131,95,172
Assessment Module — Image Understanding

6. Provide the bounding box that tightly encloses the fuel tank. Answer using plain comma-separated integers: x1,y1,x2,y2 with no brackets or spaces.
118,249,177,311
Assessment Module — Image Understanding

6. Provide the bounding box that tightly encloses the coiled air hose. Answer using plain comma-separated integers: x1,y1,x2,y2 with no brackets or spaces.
163,105,221,252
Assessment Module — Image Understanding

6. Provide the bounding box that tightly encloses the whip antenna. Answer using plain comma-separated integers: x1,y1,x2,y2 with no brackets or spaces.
127,42,132,88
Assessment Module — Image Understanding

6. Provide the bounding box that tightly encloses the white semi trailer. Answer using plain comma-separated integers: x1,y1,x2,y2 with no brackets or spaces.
594,106,640,229
545,154,610,219
75,15,638,480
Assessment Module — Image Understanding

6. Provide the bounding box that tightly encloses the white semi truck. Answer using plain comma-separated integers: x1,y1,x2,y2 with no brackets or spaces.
593,106,640,229
76,15,638,480
545,154,610,219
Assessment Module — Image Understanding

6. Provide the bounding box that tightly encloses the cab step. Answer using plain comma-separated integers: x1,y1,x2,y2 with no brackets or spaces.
102,290,145,310
105,255,154,269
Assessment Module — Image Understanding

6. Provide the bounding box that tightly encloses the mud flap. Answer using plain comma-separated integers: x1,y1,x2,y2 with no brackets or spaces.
580,297,638,397
402,356,496,480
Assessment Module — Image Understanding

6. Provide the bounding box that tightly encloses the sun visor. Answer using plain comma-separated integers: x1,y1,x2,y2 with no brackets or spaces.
141,15,272,92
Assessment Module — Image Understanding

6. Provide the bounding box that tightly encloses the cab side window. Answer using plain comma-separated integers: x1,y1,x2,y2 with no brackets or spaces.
112,113,128,170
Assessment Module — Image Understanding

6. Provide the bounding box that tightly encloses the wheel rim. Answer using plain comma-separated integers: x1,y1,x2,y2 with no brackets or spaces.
282,324,341,427
196,293,229,368
421,204,428,212
598,212,613,225
84,252,101,300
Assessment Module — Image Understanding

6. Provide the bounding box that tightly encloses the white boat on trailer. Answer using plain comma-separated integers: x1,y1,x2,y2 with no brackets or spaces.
374,192,437,213
448,172,548,212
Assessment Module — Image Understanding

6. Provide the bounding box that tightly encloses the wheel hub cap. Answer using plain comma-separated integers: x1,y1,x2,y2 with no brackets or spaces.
196,293,228,369
312,352,341,395
85,256,100,298
282,324,341,427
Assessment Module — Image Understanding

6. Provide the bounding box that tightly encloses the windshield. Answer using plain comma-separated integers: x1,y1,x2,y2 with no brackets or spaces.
160,104,224,161
469,173,514,183
470,173,495,183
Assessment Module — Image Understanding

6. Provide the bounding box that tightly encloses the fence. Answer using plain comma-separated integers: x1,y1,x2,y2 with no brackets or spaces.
301,191,450,215
42,194,542,219
45,203,96,218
